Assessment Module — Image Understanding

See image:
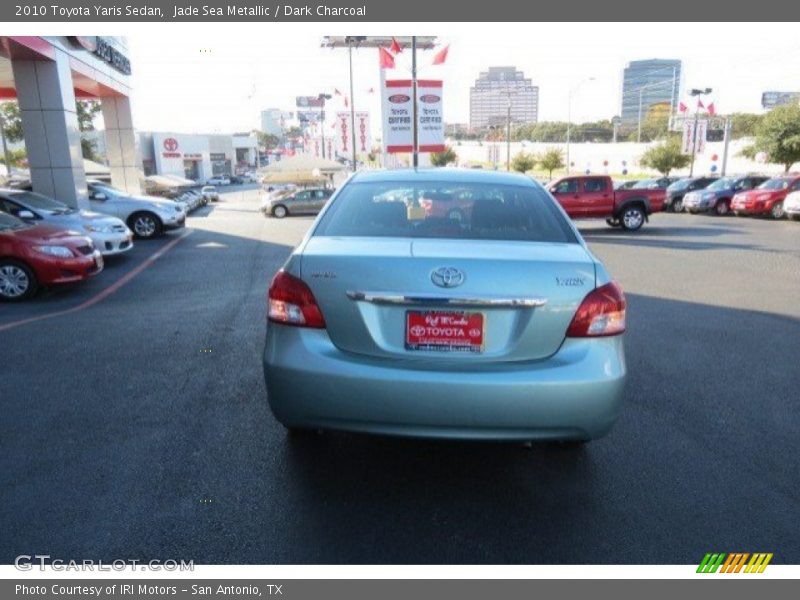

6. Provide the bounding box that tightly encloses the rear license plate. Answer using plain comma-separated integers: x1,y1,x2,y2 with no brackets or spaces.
406,310,484,353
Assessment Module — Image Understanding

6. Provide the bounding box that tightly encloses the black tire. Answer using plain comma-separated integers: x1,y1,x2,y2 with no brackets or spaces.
713,199,730,216
789,214,800,222
0,259,38,302
606,218,621,227
272,205,289,218
770,201,785,220
619,204,646,231
128,212,163,239
672,197,684,213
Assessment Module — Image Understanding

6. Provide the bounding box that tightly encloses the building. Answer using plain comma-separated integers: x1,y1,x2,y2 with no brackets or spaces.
761,91,800,110
620,59,682,126
469,67,539,129
260,108,293,136
139,131,258,181
0,36,139,208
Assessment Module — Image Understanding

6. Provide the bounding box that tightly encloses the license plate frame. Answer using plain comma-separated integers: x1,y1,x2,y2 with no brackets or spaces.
405,310,485,353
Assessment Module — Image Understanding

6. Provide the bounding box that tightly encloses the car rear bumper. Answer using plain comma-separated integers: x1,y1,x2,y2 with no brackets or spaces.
263,326,626,441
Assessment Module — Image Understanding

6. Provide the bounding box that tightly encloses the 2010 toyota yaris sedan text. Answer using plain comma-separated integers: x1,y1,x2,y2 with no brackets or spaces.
263,169,627,443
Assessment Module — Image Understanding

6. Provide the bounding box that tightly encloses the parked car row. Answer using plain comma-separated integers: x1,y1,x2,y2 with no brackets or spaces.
612,173,800,221
207,172,257,186
1,182,188,301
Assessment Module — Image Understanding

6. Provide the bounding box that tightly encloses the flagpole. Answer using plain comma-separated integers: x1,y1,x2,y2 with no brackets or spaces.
411,35,419,168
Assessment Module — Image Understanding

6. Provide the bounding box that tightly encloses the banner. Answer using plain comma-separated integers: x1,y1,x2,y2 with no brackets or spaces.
416,80,445,153
336,111,371,156
381,79,445,154
681,119,708,155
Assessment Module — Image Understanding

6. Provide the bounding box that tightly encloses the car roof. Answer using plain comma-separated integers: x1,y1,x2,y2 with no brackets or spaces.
350,168,538,187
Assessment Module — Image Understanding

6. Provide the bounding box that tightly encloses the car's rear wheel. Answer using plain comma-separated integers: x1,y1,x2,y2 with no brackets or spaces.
620,205,645,231
789,214,800,222
0,260,38,302
272,205,288,218
447,208,464,222
129,212,162,239
672,198,684,213
714,199,730,216
770,201,785,220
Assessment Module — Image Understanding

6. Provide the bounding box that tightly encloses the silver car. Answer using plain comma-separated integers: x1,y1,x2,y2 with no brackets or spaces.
87,181,186,239
0,188,134,256
263,169,627,443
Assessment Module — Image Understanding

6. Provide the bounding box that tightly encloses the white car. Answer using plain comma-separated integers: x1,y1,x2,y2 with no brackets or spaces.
201,186,219,202
207,175,231,186
784,191,800,221
87,181,185,239
0,188,134,256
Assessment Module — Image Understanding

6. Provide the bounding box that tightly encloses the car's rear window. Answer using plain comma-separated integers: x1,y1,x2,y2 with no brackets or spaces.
314,180,577,243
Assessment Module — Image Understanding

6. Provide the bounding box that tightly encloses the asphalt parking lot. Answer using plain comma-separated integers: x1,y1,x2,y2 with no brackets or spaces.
1,186,798,564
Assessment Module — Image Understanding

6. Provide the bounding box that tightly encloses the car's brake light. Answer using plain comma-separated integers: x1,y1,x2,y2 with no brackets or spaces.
268,270,326,328
566,282,626,337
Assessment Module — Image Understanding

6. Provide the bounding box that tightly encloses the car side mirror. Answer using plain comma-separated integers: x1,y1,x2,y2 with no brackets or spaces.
17,210,35,220
92,192,107,201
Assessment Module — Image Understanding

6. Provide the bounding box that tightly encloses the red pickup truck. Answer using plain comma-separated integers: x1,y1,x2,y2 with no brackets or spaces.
546,175,665,231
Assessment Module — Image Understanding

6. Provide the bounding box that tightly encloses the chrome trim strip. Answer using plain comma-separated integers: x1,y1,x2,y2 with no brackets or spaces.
346,291,547,308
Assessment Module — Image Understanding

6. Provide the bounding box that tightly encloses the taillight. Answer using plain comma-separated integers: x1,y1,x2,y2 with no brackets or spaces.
566,282,626,337
267,270,326,328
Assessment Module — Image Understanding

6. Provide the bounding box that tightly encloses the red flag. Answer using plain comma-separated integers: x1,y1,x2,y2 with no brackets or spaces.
390,37,402,54
378,47,395,69
697,98,705,110
678,101,688,113
707,102,716,116
432,44,449,65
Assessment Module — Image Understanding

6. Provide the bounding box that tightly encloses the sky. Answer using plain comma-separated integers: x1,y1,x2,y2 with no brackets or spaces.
124,23,800,135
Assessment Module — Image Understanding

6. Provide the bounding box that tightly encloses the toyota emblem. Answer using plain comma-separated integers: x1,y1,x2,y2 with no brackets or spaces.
163,137,179,152
431,267,465,288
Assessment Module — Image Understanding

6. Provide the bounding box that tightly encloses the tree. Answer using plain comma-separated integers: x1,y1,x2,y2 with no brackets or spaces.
636,102,671,142
430,146,457,167
76,100,102,161
728,112,763,139
536,148,565,178
0,102,24,143
510,151,536,173
739,104,800,172
639,137,690,175
255,130,281,150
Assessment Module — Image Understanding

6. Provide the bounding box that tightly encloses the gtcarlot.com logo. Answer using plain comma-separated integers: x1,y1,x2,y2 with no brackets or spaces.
697,552,773,573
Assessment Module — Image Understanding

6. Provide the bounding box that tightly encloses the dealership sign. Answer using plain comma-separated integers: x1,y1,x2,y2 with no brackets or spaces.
162,137,180,158
381,80,445,153
69,36,131,75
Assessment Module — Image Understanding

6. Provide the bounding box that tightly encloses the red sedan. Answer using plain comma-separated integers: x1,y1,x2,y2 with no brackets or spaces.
731,175,800,219
0,212,104,301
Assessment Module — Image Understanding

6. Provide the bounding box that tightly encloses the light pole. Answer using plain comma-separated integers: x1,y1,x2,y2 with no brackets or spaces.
688,87,712,177
566,77,595,174
317,93,332,159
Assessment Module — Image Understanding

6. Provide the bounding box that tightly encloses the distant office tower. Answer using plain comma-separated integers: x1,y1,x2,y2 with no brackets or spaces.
470,66,539,129
761,91,800,110
620,59,682,125
260,108,287,136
